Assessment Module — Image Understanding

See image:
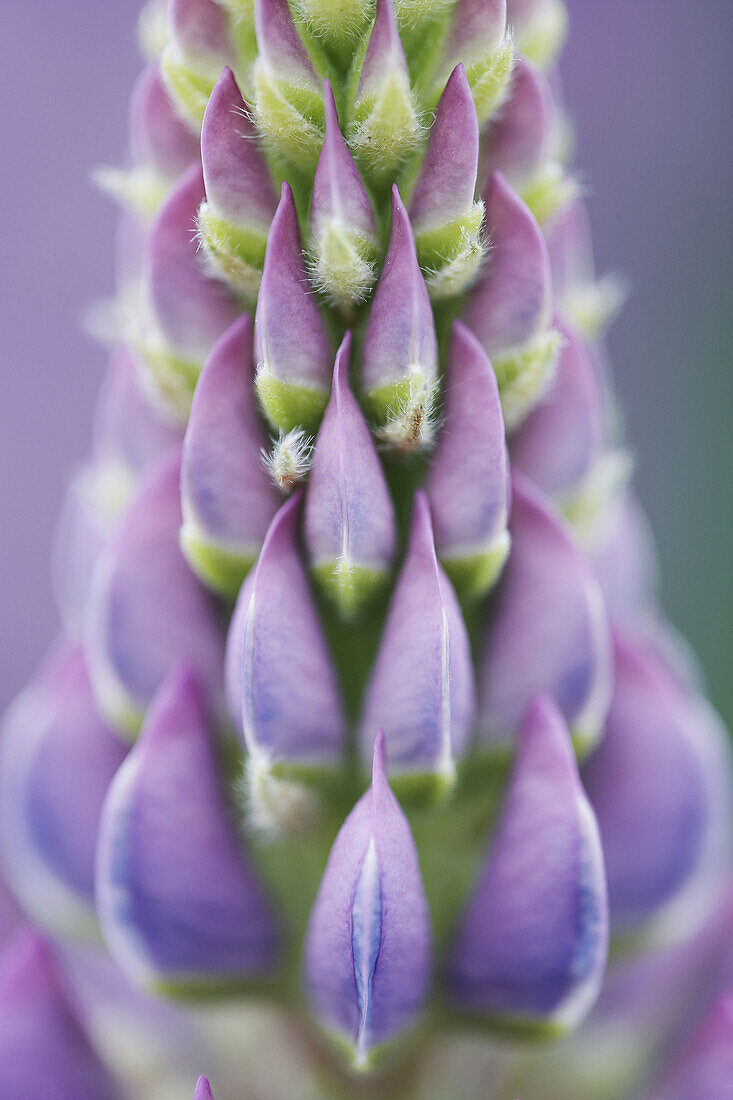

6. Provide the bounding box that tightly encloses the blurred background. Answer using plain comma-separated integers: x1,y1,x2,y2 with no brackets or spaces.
1,1,732,721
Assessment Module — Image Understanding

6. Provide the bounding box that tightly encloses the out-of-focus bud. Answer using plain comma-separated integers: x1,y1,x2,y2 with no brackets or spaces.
478,474,612,756
426,322,510,600
409,65,485,300
350,0,422,187
304,335,396,616
229,494,345,775
139,0,169,59
195,1076,215,1100
506,0,568,70
360,493,475,795
198,68,278,299
97,63,200,217
96,669,279,992
255,183,333,433
546,198,626,339
481,57,575,224
439,0,513,125
0,647,126,939
589,492,660,626
360,187,438,450
304,732,431,1068
651,992,733,1100
162,0,235,128
309,82,379,312
85,451,226,737
137,166,241,418
0,932,121,1099
582,632,731,940
252,0,324,170
181,316,280,597
463,172,560,428
448,695,608,1033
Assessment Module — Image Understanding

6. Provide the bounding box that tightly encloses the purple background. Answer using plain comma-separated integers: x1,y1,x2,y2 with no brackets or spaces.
1,2,732,722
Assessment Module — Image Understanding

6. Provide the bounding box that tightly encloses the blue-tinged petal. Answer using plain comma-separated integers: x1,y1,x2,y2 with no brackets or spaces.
478,473,612,755
85,450,226,737
360,492,475,785
96,669,279,990
448,695,609,1031
304,732,431,1066
181,315,280,597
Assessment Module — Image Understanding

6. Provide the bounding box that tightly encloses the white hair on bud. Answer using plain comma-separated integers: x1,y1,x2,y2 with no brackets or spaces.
261,428,314,491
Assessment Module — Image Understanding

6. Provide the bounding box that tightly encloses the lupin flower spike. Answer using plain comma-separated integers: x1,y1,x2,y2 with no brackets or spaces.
439,0,513,124
304,731,431,1068
350,0,422,186
96,668,279,991
506,0,568,70
360,492,475,792
426,321,510,600
255,182,333,433
0,647,126,939
0,931,121,1098
582,632,731,937
360,186,438,449
181,315,280,597
138,164,241,417
304,334,396,615
463,171,560,428
162,0,235,128
478,473,612,755
309,81,379,311
85,450,226,737
409,64,485,300
194,1076,214,1100
252,0,324,170
448,695,609,1033
199,67,278,298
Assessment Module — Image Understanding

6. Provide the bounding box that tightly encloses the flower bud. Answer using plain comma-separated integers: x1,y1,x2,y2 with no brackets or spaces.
255,183,333,433
198,68,278,299
478,474,612,755
229,494,345,771
137,165,241,417
0,932,120,1098
304,335,396,616
350,0,422,186
96,669,279,991
295,0,373,51
546,198,625,339
463,171,560,428
409,65,485,300
440,0,513,125
162,0,235,129
195,1077,214,1100
506,0,568,70
85,451,226,737
0,647,126,939
582,632,731,939
589,492,659,625
360,187,438,449
426,322,510,600
309,82,378,311
181,316,280,597
252,0,324,170
448,695,608,1032
304,732,431,1068
360,493,475,793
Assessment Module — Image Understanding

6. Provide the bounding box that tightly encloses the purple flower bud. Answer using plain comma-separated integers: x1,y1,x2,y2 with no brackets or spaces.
582,632,731,936
426,322,510,599
141,165,241,414
652,992,733,1100
0,931,120,1098
360,492,475,786
439,0,513,126
254,183,332,433
462,172,558,428
85,450,226,736
590,492,660,625
53,478,111,641
162,0,235,128
448,695,608,1031
361,187,438,449
478,474,612,754
229,493,345,767
304,334,396,615
0,646,126,937
254,0,319,89
130,62,200,181
304,732,431,1066
96,668,279,989
181,315,280,596
481,58,552,192
546,198,625,338
195,1076,215,1100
